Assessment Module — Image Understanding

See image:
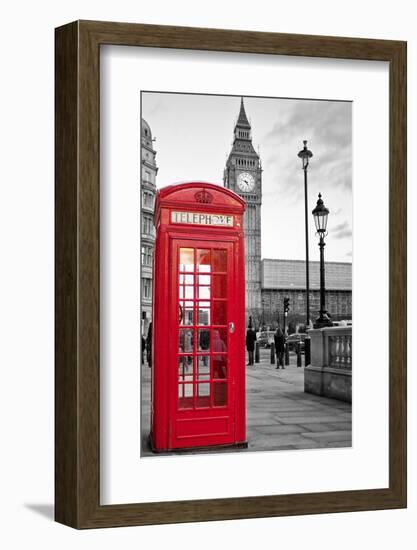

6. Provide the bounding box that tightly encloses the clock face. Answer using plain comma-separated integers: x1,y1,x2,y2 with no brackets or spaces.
237,172,255,192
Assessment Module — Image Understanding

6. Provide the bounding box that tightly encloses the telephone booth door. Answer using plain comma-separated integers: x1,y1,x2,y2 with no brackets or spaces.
151,181,246,452
172,240,235,449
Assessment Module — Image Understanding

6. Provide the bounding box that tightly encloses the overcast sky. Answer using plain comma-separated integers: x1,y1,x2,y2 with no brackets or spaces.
142,92,352,263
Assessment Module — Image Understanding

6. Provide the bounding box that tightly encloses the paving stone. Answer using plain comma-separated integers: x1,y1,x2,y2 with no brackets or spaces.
246,415,282,426
278,415,349,425
298,423,341,433
272,410,338,419
326,422,352,431
255,424,306,435
290,440,351,450
301,430,352,443
247,433,314,448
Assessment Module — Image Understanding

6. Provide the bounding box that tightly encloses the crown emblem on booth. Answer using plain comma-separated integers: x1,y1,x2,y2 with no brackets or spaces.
194,189,213,204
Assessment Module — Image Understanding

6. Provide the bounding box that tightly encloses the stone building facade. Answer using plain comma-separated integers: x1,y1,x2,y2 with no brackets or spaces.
261,259,352,328
224,98,262,325
141,119,158,337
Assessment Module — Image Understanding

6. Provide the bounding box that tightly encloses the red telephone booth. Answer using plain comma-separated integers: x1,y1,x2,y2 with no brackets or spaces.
151,182,247,452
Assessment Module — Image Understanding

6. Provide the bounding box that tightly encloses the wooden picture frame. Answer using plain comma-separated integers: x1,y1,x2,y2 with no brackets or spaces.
55,20,407,528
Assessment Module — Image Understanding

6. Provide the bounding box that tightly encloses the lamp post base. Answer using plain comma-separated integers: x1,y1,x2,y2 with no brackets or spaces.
314,312,333,329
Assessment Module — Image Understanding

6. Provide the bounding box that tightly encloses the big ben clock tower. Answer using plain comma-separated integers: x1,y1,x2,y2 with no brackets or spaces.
224,98,262,325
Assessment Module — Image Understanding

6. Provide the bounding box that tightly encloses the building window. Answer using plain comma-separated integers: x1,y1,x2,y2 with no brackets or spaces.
143,190,154,208
142,215,155,236
141,245,153,266
143,278,152,299
144,170,151,183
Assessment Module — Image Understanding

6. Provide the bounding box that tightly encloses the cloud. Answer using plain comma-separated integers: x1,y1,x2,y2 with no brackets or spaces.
265,100,351,149
262,100,352,200
331,220,352,239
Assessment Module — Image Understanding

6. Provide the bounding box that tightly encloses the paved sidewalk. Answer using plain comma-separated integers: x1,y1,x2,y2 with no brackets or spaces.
141,348,351,456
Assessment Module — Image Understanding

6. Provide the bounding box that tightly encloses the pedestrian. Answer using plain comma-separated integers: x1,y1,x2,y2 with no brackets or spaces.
245,324,257,366
274,325,285,369
146,321,152,368
141,335,146,365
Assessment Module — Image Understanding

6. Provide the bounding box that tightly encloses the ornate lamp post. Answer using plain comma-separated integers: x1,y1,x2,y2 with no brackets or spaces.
298,140,313,328
312,193,333,329
298,141,313,366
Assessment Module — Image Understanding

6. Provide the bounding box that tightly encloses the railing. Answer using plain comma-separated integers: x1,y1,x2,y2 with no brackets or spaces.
328,331,352,369
306,326,352,402
308,326,352,371
325,327,352,370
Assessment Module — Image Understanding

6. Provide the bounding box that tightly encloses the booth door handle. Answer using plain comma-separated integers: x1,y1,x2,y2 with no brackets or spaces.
229,322,235,334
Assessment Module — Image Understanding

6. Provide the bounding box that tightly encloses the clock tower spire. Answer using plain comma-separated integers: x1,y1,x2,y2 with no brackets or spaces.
224,97,262,326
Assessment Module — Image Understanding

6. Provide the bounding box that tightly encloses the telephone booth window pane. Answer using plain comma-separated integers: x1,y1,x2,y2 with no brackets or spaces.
213,383,227,407
185,286,194,299
197,383,210,396
198,329,210,351
180,304,194,326
179,285,194,299
197,286,210,299
178,356,193,382
198,275,210,285
179,274,194,285
196,383,211,408
213,328,227,352
197,356,210,380
212,355,227,379
178,384,193,409
197,304,210,326
212,249,227,272
180,248,194,272
213,274,227,298
179,329,193,352
197,249,211,272
213,301,227,325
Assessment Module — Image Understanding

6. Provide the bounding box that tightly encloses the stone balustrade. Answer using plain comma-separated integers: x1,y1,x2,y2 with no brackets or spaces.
328,329,352,370
304,326,352,403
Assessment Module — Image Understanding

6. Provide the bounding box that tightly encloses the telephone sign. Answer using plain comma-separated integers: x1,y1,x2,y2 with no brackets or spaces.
171,211,234,227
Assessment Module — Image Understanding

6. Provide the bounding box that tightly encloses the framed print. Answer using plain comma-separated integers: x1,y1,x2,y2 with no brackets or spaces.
55,20,406,528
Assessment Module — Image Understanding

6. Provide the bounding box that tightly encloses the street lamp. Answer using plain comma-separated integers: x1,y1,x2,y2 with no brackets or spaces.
312,193,333,329
297,140,313,328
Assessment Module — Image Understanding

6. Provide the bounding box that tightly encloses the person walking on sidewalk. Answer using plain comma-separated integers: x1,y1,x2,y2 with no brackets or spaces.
245,324,257,366
274,325,285,369
146,321,152,368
